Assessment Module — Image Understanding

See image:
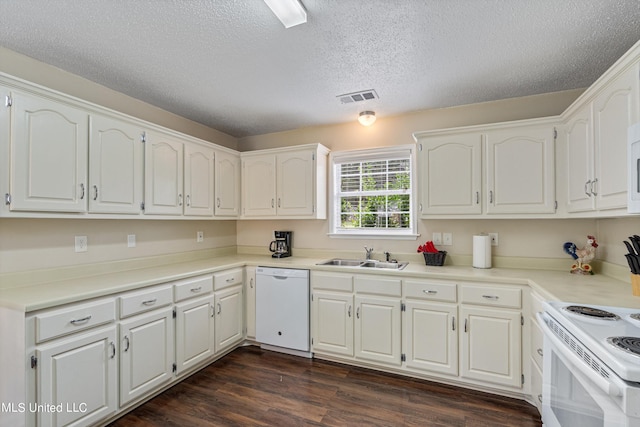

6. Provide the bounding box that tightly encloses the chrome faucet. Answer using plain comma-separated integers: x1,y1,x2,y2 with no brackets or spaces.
364,246,374,260
384,251,391,262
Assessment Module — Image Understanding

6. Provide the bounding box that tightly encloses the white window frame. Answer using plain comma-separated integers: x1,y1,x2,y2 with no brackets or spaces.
328,144,418,239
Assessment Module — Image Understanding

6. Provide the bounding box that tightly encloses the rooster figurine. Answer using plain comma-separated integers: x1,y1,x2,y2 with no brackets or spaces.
563,235,598,275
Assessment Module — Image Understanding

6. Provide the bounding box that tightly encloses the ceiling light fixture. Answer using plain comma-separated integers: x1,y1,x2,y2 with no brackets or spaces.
263,0,307,28
358,111,376,126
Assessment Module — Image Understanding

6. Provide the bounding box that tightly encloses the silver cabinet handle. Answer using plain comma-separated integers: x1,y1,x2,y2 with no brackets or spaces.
591,178,598,196
123,336,130,352
210,303,215,318
271,198,274,208
538,394,542,403
464,318,468,333
356,307,360,319
250,278,254,289
475,191,479,204
142,298,157,306
278,198,281,208
226,277,235,283
186,195,191,207
489,190,493,204
79,183,85,200
482,295,499,300
190,286,202,293
93,185,98,201
537,348,543,357
452,316,456,331
348,305,352,318
217,303,221,315
217,197,221,208
70,315,92,324
109,342,116,359
423,290,437,295
585,180,592,196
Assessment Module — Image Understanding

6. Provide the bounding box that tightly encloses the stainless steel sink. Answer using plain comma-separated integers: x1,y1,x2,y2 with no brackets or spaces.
317,259,364,267
317,258,408,270
360,260,409,270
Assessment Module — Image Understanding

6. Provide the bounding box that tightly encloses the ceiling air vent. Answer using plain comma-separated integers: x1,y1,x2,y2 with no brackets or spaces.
337,89,378,104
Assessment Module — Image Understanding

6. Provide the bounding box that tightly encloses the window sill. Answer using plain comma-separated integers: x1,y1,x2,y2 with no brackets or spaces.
327,233,420,241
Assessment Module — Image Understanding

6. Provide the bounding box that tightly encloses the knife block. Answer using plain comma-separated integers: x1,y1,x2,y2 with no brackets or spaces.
632,274,640,296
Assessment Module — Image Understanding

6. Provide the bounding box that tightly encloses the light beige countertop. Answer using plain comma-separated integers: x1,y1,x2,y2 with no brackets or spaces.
1,252,639,312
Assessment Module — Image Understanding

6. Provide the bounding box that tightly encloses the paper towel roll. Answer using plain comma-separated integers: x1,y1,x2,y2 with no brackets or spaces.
473,235,492,269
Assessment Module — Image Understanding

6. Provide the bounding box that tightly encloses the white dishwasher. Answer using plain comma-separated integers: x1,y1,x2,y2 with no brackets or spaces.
256,267,310,356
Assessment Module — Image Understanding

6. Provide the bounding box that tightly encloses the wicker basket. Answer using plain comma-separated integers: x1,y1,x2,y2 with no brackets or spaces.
423,251,447,266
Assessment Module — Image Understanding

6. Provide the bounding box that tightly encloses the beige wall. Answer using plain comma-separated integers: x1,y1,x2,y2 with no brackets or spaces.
0,219,236,274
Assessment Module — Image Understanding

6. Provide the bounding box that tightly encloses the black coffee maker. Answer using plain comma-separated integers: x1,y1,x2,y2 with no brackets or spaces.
269,231,292,258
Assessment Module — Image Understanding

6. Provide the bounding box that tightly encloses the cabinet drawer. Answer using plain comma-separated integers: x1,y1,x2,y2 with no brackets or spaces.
460,284,521,308
403,279,456,302
174,275,214,302
119,285,173,318
213,268,243,290
311,271,353,292
35,299,116,343
354,275,401,297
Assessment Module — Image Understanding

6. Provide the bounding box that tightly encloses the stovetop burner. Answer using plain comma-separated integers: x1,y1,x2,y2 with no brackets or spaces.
563,305,620,320
630,313,640,322
607,336,640,357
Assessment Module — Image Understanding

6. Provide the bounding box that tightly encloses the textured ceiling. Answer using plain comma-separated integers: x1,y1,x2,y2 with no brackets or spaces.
0,1,639,138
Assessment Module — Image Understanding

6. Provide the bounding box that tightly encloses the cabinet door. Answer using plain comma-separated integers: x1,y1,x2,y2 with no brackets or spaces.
418,134,482,215
593,64,640,211
175,294,215,374
404,300,458,376
241,154,276,217
36,326,117,427
460,305,522,388
10,90,88,212
119,307,174,406
312,291,354,357
245,267,256,340
144,131,184,215
354,295,401,366
184,142,214,216
564,105,595,213
485,124,555,214
215,150,240,217
276,149,315,216
214,284,244,353
89,114,144,214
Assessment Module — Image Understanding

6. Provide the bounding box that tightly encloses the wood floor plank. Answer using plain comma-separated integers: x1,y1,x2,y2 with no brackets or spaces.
108,346,542,427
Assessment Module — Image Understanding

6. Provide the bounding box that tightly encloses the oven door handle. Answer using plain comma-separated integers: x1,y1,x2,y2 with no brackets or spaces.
537,312,623,398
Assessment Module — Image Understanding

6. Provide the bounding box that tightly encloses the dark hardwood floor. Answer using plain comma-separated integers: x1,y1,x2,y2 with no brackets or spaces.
108,346,542,427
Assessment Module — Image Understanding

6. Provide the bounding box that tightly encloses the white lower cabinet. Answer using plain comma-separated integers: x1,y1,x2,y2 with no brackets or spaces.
459,284,522,388
354,275,402,366
311,271,354,357
175,294,215,374
118,307,174,406
213,269,244,354
36,325,118,427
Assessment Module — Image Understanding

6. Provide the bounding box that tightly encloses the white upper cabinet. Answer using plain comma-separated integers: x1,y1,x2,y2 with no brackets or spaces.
415,118,556,218
89,114,144,214
241,144,329,219
485,123,556,215
9,89,89,213
144,131,184,215
184,142,215,216
417,133,482,215
561,45,640,215
214,150,240,217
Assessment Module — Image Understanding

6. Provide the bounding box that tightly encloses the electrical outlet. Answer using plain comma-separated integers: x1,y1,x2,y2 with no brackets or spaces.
489,233,499,246
127,234,136,248
75,235,88,253
443,232,453,246
432,232,442,245
197,231,204,243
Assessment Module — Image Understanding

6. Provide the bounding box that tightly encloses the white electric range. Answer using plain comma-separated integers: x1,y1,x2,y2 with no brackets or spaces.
539,301,640,427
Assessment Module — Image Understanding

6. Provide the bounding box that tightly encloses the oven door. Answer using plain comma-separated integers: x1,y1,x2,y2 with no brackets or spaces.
540,316,631,427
